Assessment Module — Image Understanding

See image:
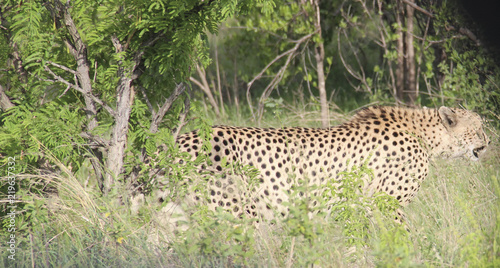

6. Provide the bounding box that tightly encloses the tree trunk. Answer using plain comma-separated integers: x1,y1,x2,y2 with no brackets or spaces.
214,41,225,116
55,1,105,191
395,0,405,103
104,34,159,195
312,0,329,128
0,85,14,111
233,57,240,115
104,79,133,195
59,1,99,130
315,44,329,128
394,0,417,105
405,0,416,104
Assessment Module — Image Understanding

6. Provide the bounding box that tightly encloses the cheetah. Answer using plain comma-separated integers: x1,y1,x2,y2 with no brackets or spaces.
165,106,489,221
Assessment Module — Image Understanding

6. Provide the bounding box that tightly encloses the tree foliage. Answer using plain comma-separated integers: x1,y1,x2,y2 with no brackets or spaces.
0,0,275,194
194,0,499,117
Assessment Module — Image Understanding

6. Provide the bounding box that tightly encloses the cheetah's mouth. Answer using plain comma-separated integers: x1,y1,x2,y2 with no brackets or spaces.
472,146,487,160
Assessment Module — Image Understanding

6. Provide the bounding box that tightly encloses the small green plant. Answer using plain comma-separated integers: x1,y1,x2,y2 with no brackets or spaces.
283,181,325,243
325,161,400,248
172,207,258,267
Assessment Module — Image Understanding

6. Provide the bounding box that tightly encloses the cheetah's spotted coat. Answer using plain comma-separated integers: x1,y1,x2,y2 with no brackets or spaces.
169,106,489,220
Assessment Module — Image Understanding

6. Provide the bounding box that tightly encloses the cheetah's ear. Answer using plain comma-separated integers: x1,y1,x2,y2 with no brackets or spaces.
438,106,457,128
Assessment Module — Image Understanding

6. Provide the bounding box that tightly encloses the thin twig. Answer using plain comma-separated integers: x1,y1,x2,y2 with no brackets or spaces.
93,60,97,84
79,132,110,147
172,86,192,141
46,61,77,75
337,30,362,81
138,86,154,113
58,85,71,98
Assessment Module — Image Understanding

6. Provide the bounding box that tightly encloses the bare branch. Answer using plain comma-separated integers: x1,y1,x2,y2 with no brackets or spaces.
246,31,317,120
63,39,78,58
111,35,124,53
189,76,205,90
43,66,116,117
190,63,220,116
247,32,317,91
46,60,77,75
256,32,318,122
155,84,186,123
400,0,434,18
456,26,481,46
337,30,362,81
58,1,88,60
138,86,154,113
172,87,192,141
149,83,186,133
214,40,224,116
93,60,98,83
58,85,71,98
79,132,110,148
43,65,82,91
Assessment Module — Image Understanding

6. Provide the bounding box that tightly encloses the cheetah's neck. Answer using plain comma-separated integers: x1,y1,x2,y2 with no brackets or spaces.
352,106,447,157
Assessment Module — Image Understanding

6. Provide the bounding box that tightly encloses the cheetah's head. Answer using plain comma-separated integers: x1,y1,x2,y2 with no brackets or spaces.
438,107,490,161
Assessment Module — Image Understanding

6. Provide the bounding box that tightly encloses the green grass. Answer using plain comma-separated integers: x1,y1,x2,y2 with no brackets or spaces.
1,107,499,267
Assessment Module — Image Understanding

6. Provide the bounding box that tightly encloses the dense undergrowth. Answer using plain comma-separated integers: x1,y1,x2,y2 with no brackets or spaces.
1,107,499,267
